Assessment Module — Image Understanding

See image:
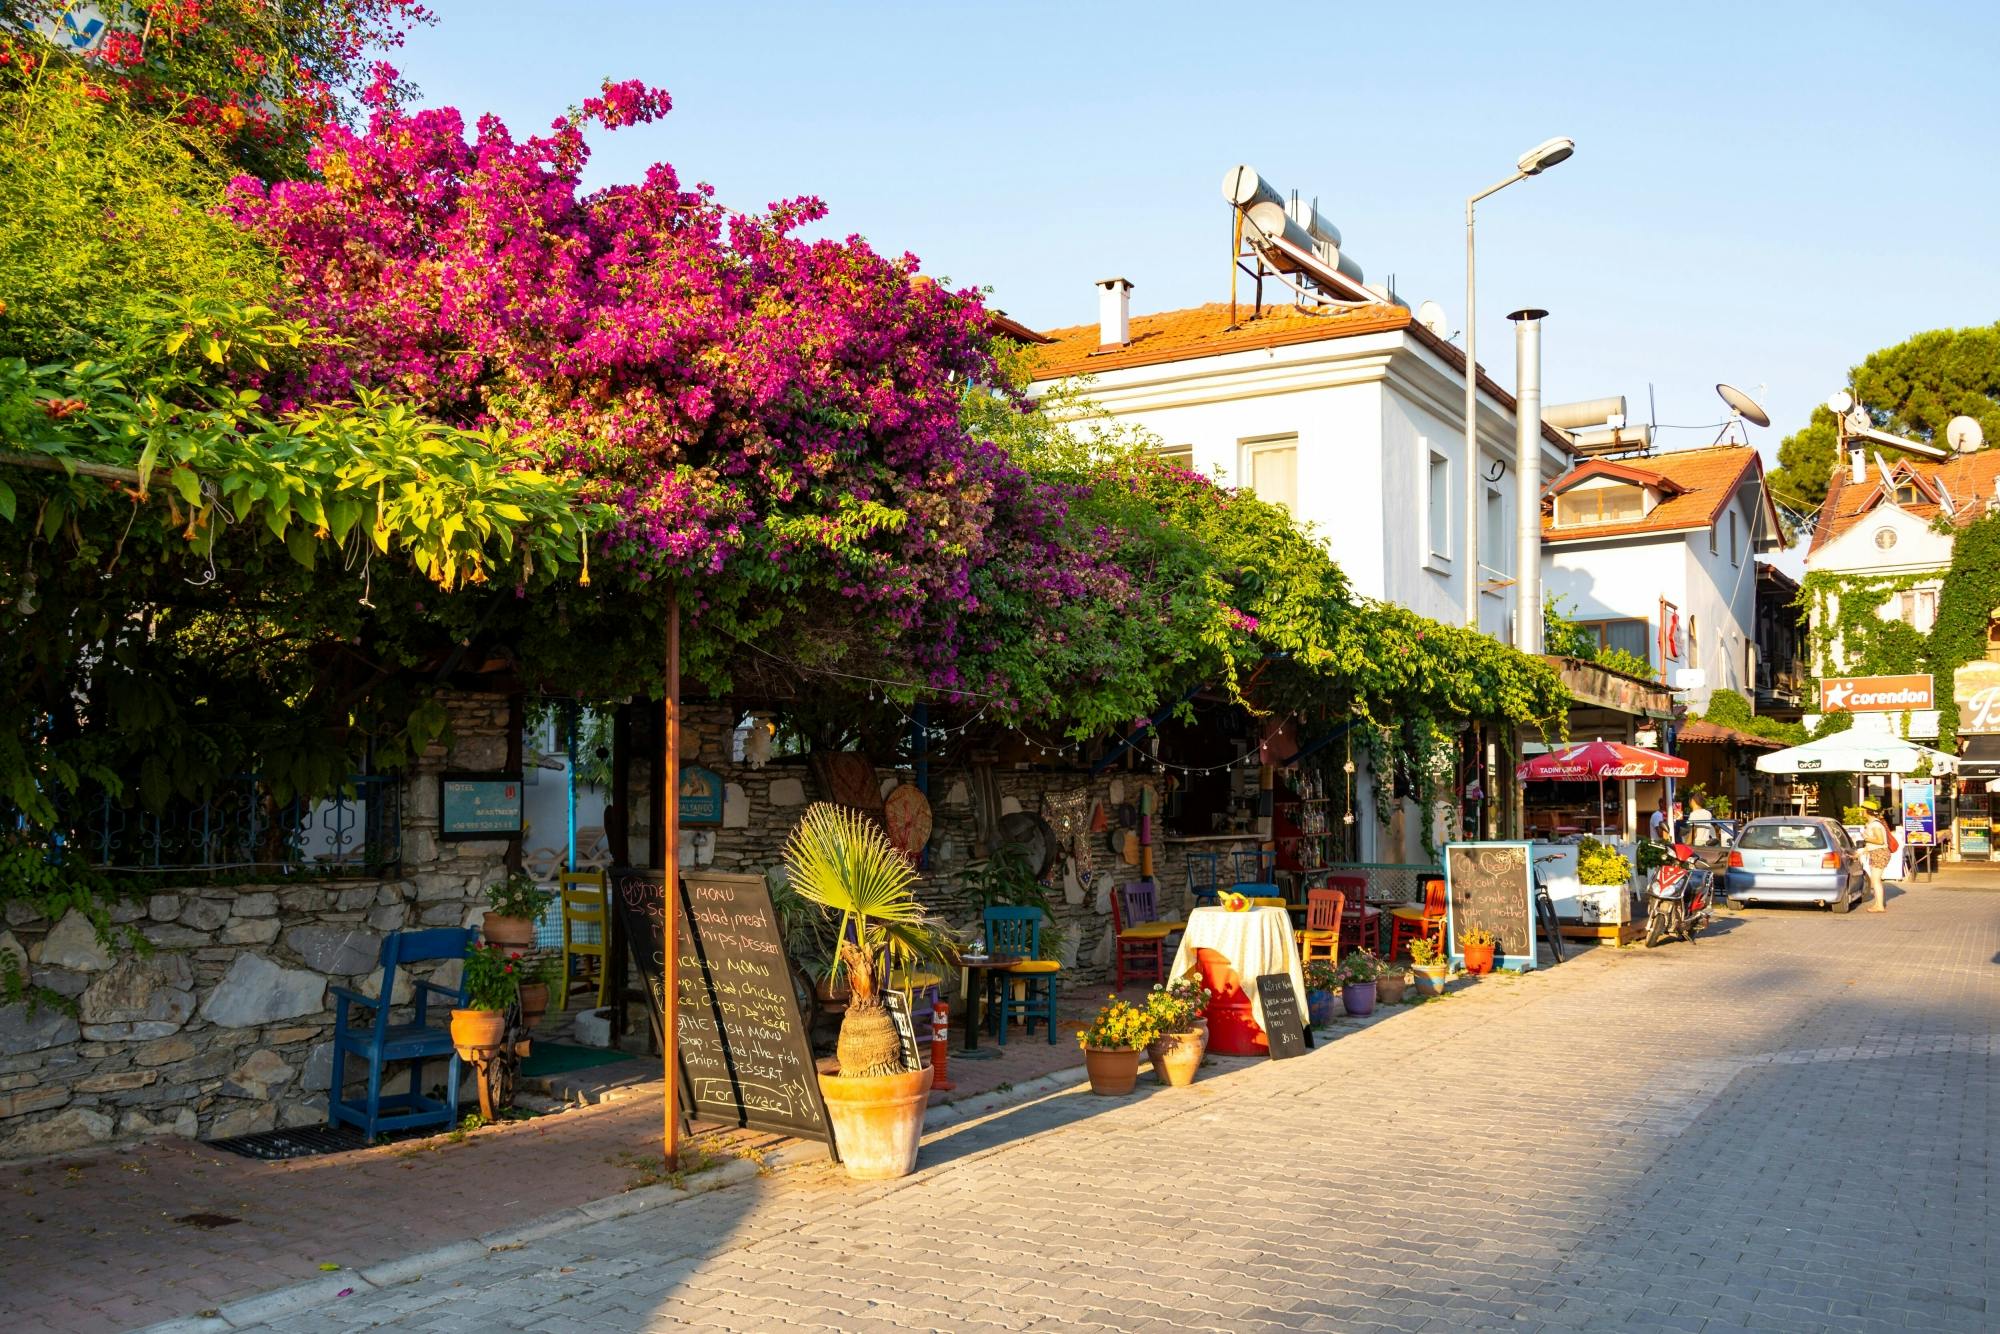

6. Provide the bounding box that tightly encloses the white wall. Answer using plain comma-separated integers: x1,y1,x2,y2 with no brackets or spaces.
1803,501,1954,675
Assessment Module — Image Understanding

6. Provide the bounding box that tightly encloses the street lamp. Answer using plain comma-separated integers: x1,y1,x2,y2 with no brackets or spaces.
1461,136,1575,631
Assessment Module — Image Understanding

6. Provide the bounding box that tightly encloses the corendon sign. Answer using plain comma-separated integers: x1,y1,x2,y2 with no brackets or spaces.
1818,673,1934,714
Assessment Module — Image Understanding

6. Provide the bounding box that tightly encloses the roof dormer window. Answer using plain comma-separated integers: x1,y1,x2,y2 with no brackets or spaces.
1555,483,1645,527
1892,480,1923,506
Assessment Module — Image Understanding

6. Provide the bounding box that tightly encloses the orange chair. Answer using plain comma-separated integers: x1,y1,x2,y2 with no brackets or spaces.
1295,889,1346,966
1389,878,1449,959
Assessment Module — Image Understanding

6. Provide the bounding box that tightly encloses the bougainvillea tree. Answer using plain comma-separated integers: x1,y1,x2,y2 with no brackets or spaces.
227,75,1119,705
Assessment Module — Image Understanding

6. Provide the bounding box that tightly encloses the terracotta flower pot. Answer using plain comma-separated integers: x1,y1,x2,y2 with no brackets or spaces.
1463,942,1496,975
517,981,549,1030
481,912,535,951
450,1008,506,1060
1342,981,1377,1016
1375,971,1409,1005
1412,963,1449,997
1146,1030,1204,1087
1083,1046,1142,1096
817,1061,934,1180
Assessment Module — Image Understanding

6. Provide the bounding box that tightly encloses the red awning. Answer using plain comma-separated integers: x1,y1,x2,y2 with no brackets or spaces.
1519,740,1689,781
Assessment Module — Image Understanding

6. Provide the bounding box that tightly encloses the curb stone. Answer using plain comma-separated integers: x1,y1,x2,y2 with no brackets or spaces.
129,1070,1087,1333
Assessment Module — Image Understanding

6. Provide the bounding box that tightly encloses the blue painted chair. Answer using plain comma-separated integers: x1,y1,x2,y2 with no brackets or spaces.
1186,851,1222,908
983,906,1060,1045
1232,849,1276,883
327,928,472,1141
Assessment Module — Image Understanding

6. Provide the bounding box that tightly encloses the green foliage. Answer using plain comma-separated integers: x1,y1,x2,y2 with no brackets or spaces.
1575,837,1632,887
0,70,270,363
781,803,952,986
461,942,522,1012
1769,323,2000,513
1691,687,1806,747
1841,805,1869,827
1927,513,2000,748
1799,569,1935,680
1543,595,1598,660
959,845,1063,961
484,872,552,922
1594,648,1654,680
1335,948,1384,985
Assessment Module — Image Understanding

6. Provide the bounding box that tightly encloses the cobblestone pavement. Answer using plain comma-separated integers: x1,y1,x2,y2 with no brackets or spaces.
223,876,1999,1333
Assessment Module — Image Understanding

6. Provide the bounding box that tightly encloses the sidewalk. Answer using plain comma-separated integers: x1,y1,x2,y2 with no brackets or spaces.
0,980,1146,1334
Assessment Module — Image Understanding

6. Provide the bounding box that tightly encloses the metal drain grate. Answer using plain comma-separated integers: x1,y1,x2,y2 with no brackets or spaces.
205,1124,425,1161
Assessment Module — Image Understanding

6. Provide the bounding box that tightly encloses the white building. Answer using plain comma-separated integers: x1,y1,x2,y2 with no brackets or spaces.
1539,447,1784,712
1803,451,2000,669
1026,285,1571,642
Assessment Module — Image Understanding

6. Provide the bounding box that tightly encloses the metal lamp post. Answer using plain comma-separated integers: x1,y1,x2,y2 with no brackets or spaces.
1460,136,1575,632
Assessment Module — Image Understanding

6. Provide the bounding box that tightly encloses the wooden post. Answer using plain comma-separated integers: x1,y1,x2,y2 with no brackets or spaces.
663,593,682,1166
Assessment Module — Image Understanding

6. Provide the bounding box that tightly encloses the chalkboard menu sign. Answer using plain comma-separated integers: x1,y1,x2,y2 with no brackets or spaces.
1444,842,1536,972
439,773,524,838
1255,974,1311,1058
609,868,833,1148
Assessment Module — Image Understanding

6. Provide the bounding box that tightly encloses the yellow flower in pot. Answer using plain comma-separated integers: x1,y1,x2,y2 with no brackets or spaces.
1459,925,1498,976
1142,974,1212,1087
1077,996,1159,1095
785,803,952,1180
1409,936,1449,996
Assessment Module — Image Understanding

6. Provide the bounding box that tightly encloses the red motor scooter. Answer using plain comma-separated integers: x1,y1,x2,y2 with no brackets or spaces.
1645,841,1715,948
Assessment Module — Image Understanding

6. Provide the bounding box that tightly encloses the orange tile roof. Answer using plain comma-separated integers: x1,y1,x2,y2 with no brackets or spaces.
1808,450,2000,555
1542,445,1764,543
1677,720,1784,750
1026,299,1570,450
1028,300,1413,378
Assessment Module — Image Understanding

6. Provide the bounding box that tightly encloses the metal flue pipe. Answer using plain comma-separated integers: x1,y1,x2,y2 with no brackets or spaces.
1509,309,1547,654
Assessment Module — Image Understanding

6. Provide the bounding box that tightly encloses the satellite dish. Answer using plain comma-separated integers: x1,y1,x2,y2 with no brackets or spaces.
1827,389,1855,415
1845,406,1872,436
1949,415,1985,453
1716,383,1771,428
1416,299,1449,337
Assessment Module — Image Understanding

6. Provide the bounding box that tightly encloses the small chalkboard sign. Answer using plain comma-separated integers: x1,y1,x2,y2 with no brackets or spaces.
608,868,833,1150
1444,841,1536,972
1255,973,1311,1058
883,990,923,1072
439,773,524,839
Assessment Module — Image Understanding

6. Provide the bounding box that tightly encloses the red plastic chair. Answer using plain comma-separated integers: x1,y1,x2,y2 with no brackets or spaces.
1389,878,1449,959
1328,873,1382,955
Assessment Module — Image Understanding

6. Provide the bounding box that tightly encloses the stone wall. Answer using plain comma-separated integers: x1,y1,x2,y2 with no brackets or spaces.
632,706,1268,981
0,694,512,1160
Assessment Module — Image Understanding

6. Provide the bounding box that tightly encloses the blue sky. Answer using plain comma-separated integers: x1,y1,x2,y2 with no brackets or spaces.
396,1,2000,542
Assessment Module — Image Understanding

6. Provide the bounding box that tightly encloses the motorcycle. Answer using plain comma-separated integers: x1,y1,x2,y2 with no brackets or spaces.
1645,841,1714,949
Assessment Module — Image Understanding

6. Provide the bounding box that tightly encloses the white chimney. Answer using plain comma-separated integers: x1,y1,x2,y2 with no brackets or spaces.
1097,277,1133,349
1850,448,1866,485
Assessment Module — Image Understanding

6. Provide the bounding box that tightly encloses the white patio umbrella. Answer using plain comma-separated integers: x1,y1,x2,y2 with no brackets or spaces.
1755,730,1957,776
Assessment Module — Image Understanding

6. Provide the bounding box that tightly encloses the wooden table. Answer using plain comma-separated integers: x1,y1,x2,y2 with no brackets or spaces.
956,956,1020,1052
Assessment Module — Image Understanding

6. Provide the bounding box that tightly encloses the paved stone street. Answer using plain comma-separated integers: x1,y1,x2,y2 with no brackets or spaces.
212,876,1999,1333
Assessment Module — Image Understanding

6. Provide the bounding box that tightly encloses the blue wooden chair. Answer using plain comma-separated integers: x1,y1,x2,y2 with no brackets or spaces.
983,906,1060,1045
1232,849,1276,883
1186,851,1222,908
328,928,472,1141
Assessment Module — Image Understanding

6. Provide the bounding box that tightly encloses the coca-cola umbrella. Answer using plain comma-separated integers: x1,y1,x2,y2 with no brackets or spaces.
1518,740,1688,836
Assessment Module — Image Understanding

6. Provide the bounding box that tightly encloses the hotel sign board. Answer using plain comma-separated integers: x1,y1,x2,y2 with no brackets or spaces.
1956,662,2000,735
1818,673,1933,715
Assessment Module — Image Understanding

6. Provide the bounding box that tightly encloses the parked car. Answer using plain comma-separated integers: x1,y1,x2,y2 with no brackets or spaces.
1724,816,1866,912
1682,819,1738,876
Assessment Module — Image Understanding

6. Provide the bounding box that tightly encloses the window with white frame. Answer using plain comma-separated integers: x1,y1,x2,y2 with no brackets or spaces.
1158,443,1195,468
1481,486,1506,572
1242,437,1297,513
1729,511,1740,566
1897,588,1938,633
1427,451,1451,562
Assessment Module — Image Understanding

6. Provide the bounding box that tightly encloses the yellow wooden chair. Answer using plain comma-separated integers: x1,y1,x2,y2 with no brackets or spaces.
559,869,610,1009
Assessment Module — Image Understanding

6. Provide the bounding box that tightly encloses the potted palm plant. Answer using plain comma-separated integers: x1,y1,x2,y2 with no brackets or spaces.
451,942,516,1058
1142,974,1211,1087
785,803,951,1181
1375,959,1410,1005
1409,937,1449,997
483,871,552,952
1077,996,1157,1095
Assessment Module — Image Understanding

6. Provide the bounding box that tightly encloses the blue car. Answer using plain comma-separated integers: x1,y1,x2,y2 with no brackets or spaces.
1724,816,1867,912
